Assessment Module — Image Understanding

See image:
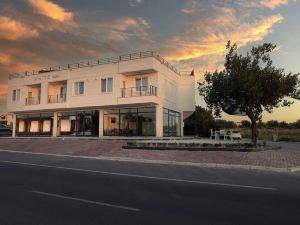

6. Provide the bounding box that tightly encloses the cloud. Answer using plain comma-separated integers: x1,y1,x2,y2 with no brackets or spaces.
27,0,73,22
80,17,151,42
237,0,290,9
181,1,203,14
0,16,39,41
129,0,143,7
0,53,12,65
165,8,283,61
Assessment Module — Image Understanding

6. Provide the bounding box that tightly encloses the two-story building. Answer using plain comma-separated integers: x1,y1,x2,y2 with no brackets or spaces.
7,51,195,138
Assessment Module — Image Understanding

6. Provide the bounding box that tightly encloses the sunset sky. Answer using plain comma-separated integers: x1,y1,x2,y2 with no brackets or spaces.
0,0,299,122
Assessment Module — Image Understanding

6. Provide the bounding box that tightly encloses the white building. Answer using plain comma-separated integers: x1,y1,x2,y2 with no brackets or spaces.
7,51,195,138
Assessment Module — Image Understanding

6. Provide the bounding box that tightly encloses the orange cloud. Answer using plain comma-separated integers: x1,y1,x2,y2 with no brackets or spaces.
237,0,290,9
0,16,39,41
260,0,290,9
27,0,73,22
165,14,283,61
0,53,12,65
0,83,8,101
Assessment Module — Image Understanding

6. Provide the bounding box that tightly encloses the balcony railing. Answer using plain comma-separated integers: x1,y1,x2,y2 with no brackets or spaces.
121,85,157,98
25,97,40,105
48,94,67,103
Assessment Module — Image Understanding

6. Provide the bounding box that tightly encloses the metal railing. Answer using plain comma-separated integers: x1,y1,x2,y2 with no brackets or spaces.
48,94,67,103
25,97,40,105
9,51,181,80
121,85,157,98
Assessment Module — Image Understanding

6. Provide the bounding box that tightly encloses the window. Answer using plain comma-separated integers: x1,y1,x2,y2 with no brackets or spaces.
74,81,84,95
136,77,148,91
163,108,181,137
12,89,20,102
103,107,155,136
101,78,113,93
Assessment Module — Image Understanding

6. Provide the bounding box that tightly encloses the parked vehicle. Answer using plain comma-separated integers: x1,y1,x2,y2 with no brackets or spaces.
231,130,242,140
0,127,12,137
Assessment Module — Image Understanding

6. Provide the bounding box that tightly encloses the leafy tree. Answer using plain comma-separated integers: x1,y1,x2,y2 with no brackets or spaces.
199,41,300,145
292,119,300,129
279,121,290,129
240,120,251,128
184,106,217,137
266,120,279,128
215,119,237,129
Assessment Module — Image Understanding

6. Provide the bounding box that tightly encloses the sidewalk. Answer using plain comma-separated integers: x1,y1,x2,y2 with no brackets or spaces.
0,138,300,170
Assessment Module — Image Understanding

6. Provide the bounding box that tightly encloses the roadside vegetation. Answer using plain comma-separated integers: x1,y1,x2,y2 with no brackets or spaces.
239,119,300,142
185,106,300,142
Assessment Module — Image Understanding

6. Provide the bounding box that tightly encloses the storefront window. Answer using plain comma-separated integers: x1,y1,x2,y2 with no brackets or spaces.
163,108,181,137
104,113,119,136
138,112,155,136
104,107,155,136
16,113,53,136
58,111,98,137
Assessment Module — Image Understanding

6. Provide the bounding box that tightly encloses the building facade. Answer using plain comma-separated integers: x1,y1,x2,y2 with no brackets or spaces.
7,51,195,138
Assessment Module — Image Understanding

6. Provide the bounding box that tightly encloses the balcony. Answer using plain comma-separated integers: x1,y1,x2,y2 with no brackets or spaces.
121,85,157,98
48,94,67,103
48,80,67,104
25,96,40,105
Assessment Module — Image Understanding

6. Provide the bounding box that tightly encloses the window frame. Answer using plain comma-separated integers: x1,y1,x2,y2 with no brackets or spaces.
135,77,148,91
101,77,113,93
12,89,20,102
73,81,84,96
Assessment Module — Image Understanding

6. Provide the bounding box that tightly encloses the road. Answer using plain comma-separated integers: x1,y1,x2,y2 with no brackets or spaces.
0,150,300,225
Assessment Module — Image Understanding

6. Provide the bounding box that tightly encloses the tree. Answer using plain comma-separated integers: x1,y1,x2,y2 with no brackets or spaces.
199,41,300,145
240,120,251,128
184,106,217,137
266,120,279,128
215,119,237,129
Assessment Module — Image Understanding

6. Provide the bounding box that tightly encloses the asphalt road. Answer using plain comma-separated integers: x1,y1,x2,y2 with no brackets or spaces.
0,151,300,225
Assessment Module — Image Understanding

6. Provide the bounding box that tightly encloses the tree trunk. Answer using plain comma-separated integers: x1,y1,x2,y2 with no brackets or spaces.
250,119,258,146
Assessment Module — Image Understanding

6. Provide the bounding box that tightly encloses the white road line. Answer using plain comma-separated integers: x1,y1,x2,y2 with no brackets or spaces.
0,160,277,191
31,190,140,212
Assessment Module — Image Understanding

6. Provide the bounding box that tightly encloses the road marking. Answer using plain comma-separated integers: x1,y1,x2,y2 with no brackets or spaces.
0,160,277,191
31,190,140,211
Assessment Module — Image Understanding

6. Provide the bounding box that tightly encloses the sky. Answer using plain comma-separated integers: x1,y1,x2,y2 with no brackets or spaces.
0,0,299,122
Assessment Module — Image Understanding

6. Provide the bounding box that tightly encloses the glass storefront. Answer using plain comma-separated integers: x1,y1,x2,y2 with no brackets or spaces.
58,111,99,136
163,108,181,137
16,113,53,136
104,107,155,136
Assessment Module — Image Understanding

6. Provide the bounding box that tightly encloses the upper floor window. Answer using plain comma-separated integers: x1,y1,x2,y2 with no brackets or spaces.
136,77,148,91
12,89,20,102
101,78,113,93
74,81,84,96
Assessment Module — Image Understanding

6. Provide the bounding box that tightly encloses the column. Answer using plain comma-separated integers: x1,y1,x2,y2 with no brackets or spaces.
181,111,184,137
99,109,104,137
52,112,58,137
156,105,163,138
12,114,16,137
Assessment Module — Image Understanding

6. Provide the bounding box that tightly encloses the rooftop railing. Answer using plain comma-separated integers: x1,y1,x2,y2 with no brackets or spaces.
9,51,182,80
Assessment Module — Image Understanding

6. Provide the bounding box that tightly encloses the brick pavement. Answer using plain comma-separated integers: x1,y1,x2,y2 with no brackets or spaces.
0,138,300,168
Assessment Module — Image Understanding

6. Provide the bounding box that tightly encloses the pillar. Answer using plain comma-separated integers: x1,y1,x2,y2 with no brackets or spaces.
12,114,16,137
99,109,104,137
52,112,58,137
156,105,163,138
181,111,184,137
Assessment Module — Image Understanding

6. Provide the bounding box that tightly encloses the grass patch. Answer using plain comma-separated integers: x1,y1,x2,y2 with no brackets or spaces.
239,128,300,142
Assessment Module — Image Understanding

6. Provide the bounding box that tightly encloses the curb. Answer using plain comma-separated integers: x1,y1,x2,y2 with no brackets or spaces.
0,149,299,174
